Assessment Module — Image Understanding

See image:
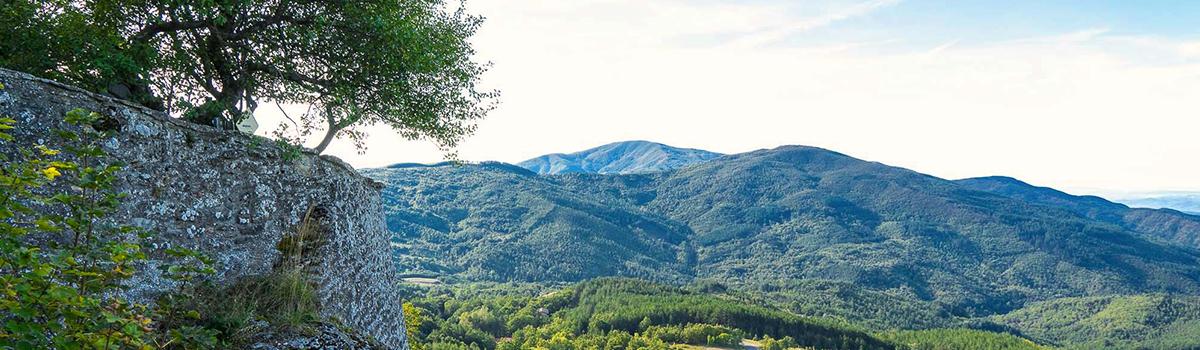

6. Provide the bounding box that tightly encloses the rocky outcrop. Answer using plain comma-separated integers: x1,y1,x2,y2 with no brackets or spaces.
0,69,408,349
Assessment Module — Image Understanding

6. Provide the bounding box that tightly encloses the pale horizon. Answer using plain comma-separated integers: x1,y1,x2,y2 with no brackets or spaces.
254,0,1200,196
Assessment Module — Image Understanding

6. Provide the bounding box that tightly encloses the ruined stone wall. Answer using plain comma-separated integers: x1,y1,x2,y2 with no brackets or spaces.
0,69,408,349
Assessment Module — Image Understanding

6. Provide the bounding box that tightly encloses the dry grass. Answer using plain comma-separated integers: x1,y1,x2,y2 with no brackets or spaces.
192,205,328,344
276,205,328,268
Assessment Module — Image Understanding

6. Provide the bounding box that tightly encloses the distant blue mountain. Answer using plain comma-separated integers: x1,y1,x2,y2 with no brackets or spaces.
517,140,722,175
1114,193,1200,215
957,176,1200,248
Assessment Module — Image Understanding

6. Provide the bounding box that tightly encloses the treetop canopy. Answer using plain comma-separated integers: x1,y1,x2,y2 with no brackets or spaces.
1,0,497,154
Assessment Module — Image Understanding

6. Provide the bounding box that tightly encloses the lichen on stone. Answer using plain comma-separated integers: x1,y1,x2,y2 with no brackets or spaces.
0,68,409,349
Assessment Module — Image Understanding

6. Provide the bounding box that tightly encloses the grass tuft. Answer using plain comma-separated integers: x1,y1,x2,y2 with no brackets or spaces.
176,205,329,345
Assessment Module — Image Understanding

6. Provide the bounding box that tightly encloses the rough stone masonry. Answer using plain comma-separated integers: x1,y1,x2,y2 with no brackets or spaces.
0,68,408,349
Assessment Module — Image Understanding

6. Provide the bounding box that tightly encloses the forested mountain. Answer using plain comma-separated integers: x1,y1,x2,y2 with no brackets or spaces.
558,146,1200,315
958,176,1200,249
517,140,722,175
362,162,693,283
370,143,1200,348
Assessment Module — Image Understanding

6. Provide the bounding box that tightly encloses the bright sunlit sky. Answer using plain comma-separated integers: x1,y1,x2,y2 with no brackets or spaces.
256,0,1200,196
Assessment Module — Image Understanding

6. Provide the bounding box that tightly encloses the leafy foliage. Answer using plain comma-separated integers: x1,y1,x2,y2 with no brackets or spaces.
560,279,894,349
0,1,157,106
713,279,958,331
0,109,218,348
1,0,497,153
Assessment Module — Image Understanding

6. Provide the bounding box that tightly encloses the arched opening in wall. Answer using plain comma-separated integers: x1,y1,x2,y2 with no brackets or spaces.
159,204,334,342
90,111,122,132
277,204,331,270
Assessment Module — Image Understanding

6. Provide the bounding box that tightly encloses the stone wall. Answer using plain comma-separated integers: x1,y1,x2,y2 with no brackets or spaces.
0,69,408,349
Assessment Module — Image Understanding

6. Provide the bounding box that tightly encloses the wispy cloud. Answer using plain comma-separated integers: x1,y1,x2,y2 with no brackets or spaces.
1008,27,1111,44
725,0,903,49
924,39,960,56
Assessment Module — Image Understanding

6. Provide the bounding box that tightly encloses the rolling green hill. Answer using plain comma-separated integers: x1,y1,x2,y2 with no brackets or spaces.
557,146,1200,315
368,143,1200,348
403,278,1054,350
406,278,907,349
991,294,1200,349
362,162,693,283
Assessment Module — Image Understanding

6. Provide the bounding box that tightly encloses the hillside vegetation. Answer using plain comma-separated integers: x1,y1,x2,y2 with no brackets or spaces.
373,142,1200,349
958,176,1200,249
878,329,1048,350
992,294,1200,349
362,163,692,283
372,146,1200,314
402,278,1052,350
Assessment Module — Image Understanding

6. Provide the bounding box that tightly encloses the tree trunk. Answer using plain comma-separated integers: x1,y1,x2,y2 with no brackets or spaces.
312,108,340,154
312,127,337,154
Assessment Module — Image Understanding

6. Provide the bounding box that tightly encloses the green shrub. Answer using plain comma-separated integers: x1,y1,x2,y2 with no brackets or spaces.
0,109,218,348
162,206,328,347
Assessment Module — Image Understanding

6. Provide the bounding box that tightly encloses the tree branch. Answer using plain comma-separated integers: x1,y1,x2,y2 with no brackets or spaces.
245,62,331,94
132,20,210,42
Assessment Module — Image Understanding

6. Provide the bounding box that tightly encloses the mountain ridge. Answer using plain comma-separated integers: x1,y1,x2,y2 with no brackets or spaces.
957,175,1200,249
517,140,723,175
1116,192,1200,215
370,143,1200,319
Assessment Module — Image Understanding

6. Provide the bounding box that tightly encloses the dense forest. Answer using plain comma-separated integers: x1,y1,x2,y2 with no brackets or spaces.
992,294,1200,349
400,278,1056,350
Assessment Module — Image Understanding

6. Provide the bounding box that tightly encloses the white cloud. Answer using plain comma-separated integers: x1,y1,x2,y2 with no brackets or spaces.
253,1,1200,194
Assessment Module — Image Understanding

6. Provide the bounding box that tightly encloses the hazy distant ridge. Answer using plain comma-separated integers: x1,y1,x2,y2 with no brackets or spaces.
957,176,1200,248
1116,193,1200,215
518,140,722,175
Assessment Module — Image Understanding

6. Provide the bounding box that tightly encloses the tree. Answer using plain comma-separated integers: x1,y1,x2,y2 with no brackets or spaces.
638,316,652,331
0,1,158,107
1,0,497,154
404,302,428,350
459,305,505,337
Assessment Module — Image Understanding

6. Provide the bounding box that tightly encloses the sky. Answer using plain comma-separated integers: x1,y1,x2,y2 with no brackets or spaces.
255,0,1200,196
